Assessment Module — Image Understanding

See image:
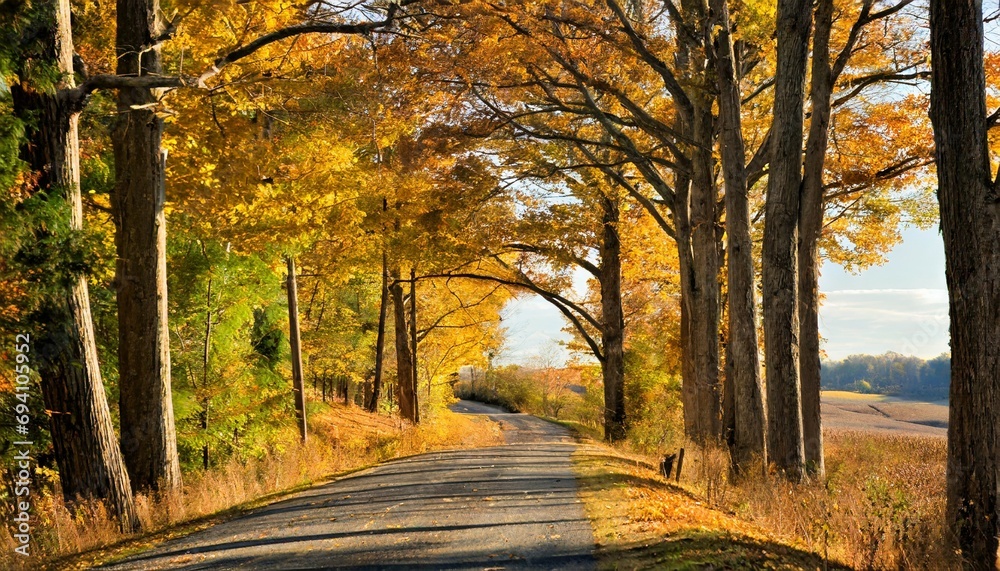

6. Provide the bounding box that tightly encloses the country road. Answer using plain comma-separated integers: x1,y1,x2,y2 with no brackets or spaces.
101,401,597,570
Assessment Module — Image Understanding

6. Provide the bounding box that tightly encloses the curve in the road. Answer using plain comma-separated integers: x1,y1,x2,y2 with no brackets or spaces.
102,401,597,570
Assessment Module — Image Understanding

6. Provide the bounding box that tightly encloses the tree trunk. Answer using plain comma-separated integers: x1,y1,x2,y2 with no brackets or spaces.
10,0,140,532
798,0,834,478
286,256,308,443
674,184,722,444
599,195,626,442
390,268,417,422
113,0,181,494
367,250,389,412
929,1,1000,566
201,277,212,470
763,0,811,479
409,267,420,423
689,144,722,445
711,0,767,471
673,0,722,445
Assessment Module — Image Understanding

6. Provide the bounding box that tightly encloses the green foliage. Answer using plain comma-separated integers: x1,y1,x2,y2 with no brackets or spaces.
0,0,63,94
168,234,293,469
0,102,24,192
251,306,285,368
453,366,536,413
623,349,683,454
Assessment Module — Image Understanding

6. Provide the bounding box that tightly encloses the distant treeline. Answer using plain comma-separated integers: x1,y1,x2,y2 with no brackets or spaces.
821,352,951,401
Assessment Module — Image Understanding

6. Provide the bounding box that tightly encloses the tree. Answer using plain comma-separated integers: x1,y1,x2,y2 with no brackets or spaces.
798,0,929,477
390,266,418,422
367,249,390,412
421,0,728,443
435,154,631,440
113,0,182,495
286,256,308,441
1,0,416,520
762,0,811,479
928,0,1000,566
106,0,415,487
6,0,140,530
709,0,766,471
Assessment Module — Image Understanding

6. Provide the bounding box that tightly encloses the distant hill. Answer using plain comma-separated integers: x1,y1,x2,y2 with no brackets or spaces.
821,352,950,401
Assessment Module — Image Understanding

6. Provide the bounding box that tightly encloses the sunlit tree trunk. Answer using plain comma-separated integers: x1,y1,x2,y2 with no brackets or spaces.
113,0,181,494
599,194,626,441
367,249,389,412
798,0,834,478
929,1,1000,566
11,0,140,532
763,0,811,479
409,267,419,423
286,256,307,442
673,0,722,444
201,277,212,470
710,0,767,471
390,267,417,422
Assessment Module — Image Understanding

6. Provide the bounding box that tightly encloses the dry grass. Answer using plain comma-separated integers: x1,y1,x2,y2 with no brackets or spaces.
0,402,501,570
572,444,838,570
574,429,955,570
821,391,889,402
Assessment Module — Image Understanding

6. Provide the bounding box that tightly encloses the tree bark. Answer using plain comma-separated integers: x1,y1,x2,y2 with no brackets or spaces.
672,1,723,444
11,0,140,532
710,0,767,471
390,268,417,422
409,267,420,423
763,0,811,479
929,1,1000,566
367,250,389,412
798,0,834,478
599,194,626,442
201,277,212,470
112,0,181,494
286,256,308,443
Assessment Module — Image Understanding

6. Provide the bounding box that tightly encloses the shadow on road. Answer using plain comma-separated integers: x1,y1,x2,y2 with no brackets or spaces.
103,402,596,570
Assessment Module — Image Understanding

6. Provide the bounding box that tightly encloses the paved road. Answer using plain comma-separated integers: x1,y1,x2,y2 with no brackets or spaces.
102,401,596,570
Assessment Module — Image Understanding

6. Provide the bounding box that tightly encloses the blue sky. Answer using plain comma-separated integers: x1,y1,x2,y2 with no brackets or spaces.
818,225,949,360
497,225,950,365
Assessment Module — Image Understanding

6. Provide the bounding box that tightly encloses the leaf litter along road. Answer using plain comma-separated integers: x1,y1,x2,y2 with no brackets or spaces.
102,401,597,570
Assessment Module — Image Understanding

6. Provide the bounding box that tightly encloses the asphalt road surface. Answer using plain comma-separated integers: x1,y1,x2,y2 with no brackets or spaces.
102,401,596,570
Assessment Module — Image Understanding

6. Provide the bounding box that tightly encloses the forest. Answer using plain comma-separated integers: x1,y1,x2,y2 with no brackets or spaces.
0,0,999,568
821,353,951,400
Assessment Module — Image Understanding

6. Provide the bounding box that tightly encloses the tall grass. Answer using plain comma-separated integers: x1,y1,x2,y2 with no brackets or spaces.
676,431,954,570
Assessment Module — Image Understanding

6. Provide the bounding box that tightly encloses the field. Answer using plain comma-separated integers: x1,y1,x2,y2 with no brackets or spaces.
821,390,948,437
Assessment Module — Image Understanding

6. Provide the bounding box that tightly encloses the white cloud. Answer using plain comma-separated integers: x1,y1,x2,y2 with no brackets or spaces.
497,295,574,366
819,288,949,360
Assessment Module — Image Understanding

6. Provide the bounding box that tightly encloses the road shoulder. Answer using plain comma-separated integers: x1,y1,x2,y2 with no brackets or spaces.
569,443,846,570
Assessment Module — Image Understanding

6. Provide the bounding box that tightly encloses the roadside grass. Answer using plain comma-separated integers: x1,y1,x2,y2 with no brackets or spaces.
572,444,842,570
541,416,605,442
570,429,956,570
0,402,502,571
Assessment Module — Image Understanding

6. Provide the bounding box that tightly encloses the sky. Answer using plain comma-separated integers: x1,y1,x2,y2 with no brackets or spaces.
818,225,949,360
496,225,950,366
